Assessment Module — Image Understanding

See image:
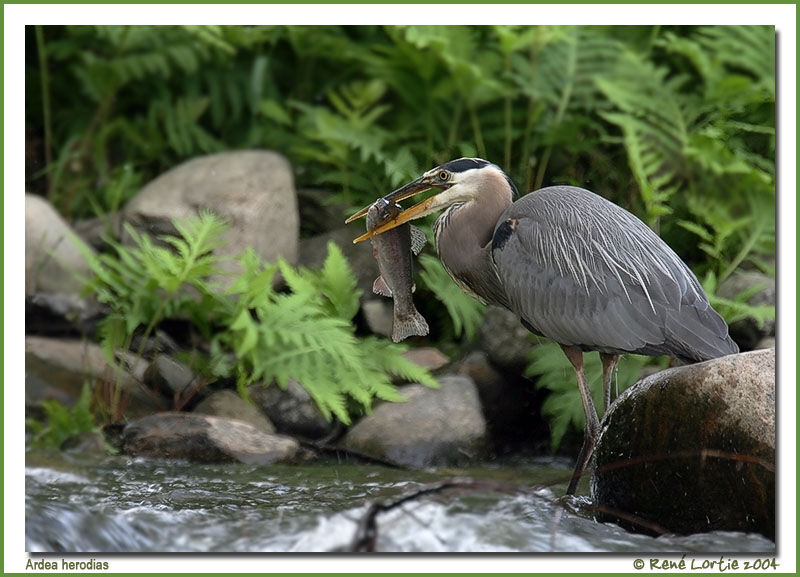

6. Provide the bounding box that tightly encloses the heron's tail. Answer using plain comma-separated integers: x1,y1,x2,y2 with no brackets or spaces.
664,305,740,363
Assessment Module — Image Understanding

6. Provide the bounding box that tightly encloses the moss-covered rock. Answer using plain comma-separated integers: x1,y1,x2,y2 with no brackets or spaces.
591,349,775,539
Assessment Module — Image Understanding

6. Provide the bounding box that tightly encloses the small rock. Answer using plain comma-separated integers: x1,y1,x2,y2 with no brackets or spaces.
592,349,775,539
717,271,775,349
25,292,103,337
122,412,299,465
114,350,150,383
340,375,488,468
73,212,123,251
25,194,95,296
25,336,167,419
122,150,299,287
403,347,450,372
477,306,534,371
249,380,335,440
194,390,276,434
143,354,197,399
361,299,394,339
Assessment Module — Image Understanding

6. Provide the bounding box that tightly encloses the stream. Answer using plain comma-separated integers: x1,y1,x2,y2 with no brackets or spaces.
25,451,776,553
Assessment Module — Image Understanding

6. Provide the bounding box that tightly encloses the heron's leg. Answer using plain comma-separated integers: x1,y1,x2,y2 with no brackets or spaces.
600,353,620,415
561,345,600,495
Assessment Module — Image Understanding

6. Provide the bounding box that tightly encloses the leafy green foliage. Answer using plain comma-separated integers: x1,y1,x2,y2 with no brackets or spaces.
216,243,437,423
701,271,775,329
27,383,97,449
29,26,774,308
81,216,436,424
418,254,486,342
79,211,229,358
597,51,688,227
525,342,664,452
29,25,774,445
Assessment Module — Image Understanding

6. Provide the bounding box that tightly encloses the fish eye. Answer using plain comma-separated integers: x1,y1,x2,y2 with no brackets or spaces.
438,171,449,182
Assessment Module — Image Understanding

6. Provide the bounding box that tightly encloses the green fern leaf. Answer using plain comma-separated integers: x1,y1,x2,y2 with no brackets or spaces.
525,341,658,452
317,242,362,321
419,254,485,341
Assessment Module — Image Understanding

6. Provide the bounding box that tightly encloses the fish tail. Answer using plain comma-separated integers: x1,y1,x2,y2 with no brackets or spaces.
391,308,430,342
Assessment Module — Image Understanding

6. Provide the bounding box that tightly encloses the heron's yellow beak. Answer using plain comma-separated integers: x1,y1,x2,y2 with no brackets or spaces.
346,176,447,244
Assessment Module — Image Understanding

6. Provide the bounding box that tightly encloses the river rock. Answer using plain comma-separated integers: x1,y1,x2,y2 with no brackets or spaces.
717,271,775,350
340,375,488,468
477,306,534,371
25,336,167,419
591,349,775,539
122,412,299,465
194,390,276,434
361,298,394,339
73,212,124,251
25,292,103,338
25,194,95,296
403,347,450,372
122,150,299,285
248,380,335,440
143,354,197,399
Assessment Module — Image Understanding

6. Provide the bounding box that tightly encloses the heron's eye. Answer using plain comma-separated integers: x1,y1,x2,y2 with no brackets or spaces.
438,171,449,182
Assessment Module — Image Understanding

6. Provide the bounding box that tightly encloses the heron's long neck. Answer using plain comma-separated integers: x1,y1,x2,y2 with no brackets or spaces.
435,194,511,308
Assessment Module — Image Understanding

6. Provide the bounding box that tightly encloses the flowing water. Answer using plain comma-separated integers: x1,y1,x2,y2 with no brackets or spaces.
25,451,775,553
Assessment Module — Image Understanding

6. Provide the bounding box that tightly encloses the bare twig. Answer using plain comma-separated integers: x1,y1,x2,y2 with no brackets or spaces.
344,478,529,552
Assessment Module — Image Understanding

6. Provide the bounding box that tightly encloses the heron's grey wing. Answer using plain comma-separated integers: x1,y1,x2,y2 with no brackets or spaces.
491,187,737,360
492,215,663,353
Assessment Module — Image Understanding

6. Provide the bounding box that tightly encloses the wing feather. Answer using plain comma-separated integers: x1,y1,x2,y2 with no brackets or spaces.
491,186,738,360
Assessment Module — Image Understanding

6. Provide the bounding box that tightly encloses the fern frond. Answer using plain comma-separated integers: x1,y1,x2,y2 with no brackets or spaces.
360,336,439,390
315,242,362,321
220,245,437,424
596,51,690,225
418,254,485,341
525,341,658,452
696,26,775,94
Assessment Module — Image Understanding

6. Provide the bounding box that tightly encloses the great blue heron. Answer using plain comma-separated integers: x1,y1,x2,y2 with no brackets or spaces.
348,157,738,494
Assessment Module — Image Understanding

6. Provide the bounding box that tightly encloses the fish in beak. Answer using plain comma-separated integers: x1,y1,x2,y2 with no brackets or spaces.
346,175,452,244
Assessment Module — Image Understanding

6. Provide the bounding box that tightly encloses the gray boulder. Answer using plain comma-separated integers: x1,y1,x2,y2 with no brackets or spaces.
340,375,488,468
592,349,775,539
248,380,335,440
122,412,299,465
143,354,197,399
194,390,276,435
123,150,299,284
361,298,394,339
25,194,94,296
403,347,450,372
25,292,102,337
477,306,533,371
25,336,167,419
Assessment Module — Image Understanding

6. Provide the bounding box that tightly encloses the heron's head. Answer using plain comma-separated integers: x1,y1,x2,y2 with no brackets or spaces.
347,158,517,243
